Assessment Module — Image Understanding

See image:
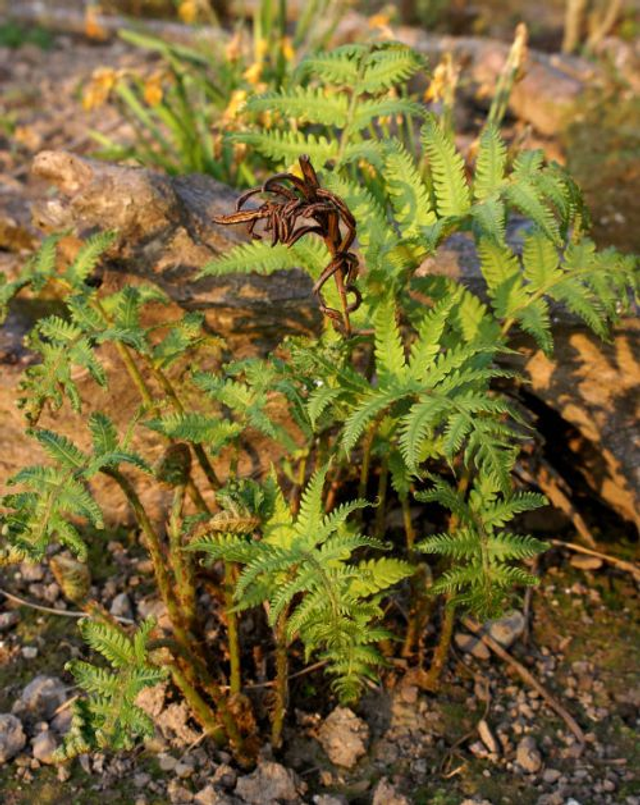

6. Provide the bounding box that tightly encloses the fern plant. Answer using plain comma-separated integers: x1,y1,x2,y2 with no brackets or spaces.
0,36,637,763
55,618,168,759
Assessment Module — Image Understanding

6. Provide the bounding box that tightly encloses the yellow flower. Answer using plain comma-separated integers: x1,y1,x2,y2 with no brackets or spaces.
424,54,458,103
178,0,198,24
243,61,263,85
82,67,119,111
143,72,164,107
281,36,295,62
255,38,269,59
368,12,391,29
223,89,248,121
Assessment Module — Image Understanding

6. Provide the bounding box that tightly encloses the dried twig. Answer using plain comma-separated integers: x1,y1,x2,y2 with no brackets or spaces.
0,587,134,625
549,539,640,582
462,617,585,745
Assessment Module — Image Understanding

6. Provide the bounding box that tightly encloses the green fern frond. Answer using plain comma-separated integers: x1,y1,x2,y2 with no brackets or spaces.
384,140,436,237
200,238,330,279
422,115,471,217
474,125,507,200
232,129,338,166
246,87,349,126
65,231,117,287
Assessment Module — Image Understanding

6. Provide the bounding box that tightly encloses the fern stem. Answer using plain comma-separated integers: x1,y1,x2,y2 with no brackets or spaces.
168,484,196,631
374,455,389,539
358,422,376,500
107,329,209,513
423,598,456,691
103,467,189,638
271,607,289,749
289,453,308,515
224,562,242,695
400,492,429,658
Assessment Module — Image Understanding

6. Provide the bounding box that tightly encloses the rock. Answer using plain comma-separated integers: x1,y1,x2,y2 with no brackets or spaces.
158,753,178,772
477,719,500,755
454,632,491,660
13,676,68,720
516,736,543,773
486,611,526,648
51,708,73,735
523,323,640,531
31,730,57,764
313,797,347,805
234,761,300,803
157,702,201,747
316,707,369,769
194,786,237,805
20,646,38,660
135,682,167,718
542,768,562,783
168,779,194,803
371,777,410,805
570,555,603,571
212,763,237,789
0,611,19,631
109,592,134,620
19,562,44,582
0,714,27,763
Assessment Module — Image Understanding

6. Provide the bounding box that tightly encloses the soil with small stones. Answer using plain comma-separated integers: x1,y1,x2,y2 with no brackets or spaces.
0,21,639,805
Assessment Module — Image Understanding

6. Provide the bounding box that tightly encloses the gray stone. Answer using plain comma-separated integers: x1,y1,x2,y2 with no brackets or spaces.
0,714,27,763
313,796,347,805
542,768,562,783
486,611,526,648
51,708,73,735
371,777,410,805
234,761,300,803
516,736,543,773
13,676,68,720
31,730,57,764
454,632,491,660
20,647,38,660
109,592,134,620
0,611,19,631
317,707,369,769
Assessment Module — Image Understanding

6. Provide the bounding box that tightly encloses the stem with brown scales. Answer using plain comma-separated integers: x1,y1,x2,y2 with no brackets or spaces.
224,562,241,695
271,607,290,749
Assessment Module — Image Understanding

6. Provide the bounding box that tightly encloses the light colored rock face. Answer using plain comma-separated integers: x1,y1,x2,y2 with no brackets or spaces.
12,676,68,721
317,707,370,770
234,761,300,804
109,592,134,620
524,323,640,531
454,632,491,660
371,777,411,805
32,730,58,764
0,714,26,763
486,611,526,648
516,735,543,773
